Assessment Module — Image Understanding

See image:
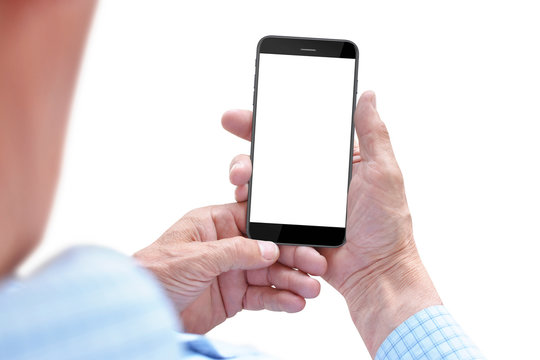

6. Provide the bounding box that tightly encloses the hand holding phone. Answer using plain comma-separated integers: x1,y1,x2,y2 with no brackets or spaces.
224,90,441,356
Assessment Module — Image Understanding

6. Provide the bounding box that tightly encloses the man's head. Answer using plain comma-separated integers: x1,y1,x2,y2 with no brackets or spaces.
0,0,96,276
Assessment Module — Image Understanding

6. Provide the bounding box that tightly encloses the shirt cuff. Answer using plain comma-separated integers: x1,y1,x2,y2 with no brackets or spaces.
375,306,485,360
176,332,280,360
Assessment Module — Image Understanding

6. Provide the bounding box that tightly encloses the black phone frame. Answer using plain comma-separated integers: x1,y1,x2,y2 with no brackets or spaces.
247,35,359,247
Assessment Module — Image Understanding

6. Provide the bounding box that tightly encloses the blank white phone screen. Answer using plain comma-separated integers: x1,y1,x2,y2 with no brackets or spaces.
250,53,355,228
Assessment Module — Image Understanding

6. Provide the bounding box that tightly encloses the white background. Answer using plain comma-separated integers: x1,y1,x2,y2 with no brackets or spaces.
20,1,540,359
251,54,354,228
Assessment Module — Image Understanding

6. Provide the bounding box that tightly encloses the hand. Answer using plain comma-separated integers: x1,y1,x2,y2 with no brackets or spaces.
134,202,327,334
222,91,441,356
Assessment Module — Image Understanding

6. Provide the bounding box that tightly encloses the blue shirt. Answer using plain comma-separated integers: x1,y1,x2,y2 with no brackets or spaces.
0,246,484,359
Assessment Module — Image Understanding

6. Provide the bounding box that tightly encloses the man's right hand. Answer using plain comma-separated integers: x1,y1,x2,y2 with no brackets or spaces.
223,91,442,357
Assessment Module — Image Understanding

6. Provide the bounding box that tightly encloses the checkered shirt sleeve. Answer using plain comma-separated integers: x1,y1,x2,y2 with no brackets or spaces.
375,306,485,360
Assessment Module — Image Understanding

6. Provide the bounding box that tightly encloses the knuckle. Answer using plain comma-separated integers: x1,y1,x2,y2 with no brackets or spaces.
245,287,265,310
242,289,249,309
209,204,225,222
283,269,294,290
365,160,386,183
159,228,196,244
256,290,266,309
210,205,235,230
203,241,227,275
376,121,390,139
235,185,247,201
230,236,244,253
388,165,404,185
267,265,280,287
366,160,404,187
224,236,245,263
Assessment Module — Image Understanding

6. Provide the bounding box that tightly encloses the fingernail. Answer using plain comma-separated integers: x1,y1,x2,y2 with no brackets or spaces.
257,240,278,260
230,162,242,172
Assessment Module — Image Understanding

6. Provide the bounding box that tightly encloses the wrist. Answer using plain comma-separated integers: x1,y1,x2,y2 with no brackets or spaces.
340,243,441,358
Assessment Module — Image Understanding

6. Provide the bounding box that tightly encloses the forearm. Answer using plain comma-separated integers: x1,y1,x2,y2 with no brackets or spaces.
340,245,442,358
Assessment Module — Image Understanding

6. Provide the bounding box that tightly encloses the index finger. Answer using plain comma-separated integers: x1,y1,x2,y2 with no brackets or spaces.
221,109,253,141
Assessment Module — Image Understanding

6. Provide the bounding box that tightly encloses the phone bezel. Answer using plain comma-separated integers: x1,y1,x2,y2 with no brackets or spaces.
247,35,359,247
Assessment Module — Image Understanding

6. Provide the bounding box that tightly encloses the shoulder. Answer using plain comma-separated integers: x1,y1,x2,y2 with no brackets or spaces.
0,246,182,360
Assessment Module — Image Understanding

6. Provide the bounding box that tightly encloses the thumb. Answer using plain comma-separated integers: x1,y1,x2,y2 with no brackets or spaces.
355,91,396,163
203,237,279,275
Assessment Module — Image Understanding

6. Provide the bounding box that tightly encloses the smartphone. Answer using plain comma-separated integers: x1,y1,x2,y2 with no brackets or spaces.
247,35,358,247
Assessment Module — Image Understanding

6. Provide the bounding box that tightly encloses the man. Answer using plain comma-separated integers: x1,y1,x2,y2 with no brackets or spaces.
0,1,484,359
